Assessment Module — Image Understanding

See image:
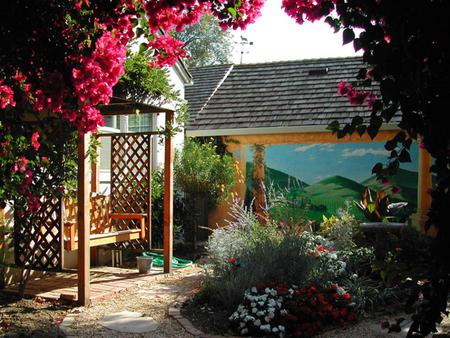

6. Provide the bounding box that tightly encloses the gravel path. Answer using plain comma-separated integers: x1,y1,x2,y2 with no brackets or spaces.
63,265,203,337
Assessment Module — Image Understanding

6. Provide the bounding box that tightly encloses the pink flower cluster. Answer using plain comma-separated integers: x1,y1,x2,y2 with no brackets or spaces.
282,0,336,24
149,35,187,68
0,81,16,109
144,0,265,67
144,0,207,34
337,81,376,107
213,0,265,30
71,30,128,132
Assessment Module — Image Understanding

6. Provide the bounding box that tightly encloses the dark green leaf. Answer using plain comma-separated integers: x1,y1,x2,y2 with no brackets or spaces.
384,140,397,151
367,124,380,139
356,125,366,136
337,129,346,139
343,28,355,45
381,104,398,122
390,150,398,159
399,148,412,162
372,162,383,174
327,120,340,132
353,38,362,51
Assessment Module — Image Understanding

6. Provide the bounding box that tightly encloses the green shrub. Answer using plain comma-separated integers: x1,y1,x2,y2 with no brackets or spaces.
151,169,185,246
175,139,235,206
204,202,313,310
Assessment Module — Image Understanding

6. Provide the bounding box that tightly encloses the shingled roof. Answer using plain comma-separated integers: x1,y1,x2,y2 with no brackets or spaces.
185,64,233,124
185,57,398,136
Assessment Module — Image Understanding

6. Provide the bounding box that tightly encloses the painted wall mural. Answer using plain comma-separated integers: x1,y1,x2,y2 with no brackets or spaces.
245,142,419,222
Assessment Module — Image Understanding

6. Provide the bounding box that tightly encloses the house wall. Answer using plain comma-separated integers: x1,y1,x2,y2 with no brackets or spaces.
208,130,432,232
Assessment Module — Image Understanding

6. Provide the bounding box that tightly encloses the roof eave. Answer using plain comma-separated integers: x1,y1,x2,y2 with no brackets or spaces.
186,124,399,137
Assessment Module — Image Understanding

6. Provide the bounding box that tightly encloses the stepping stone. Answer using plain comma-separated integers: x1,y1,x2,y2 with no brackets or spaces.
100,311,159,333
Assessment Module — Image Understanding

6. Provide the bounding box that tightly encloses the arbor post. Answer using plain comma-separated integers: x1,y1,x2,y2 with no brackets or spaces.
77,132,91,305
163,112,174,274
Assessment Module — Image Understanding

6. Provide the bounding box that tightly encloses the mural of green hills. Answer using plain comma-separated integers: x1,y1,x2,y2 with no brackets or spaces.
303,175,365,212
245,163,418,222
245,162,308,192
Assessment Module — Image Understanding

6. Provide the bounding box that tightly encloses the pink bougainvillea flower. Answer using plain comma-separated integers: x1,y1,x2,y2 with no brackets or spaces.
0,81,16,109
282,0,336,24
31,131,40,151
148,35,187,68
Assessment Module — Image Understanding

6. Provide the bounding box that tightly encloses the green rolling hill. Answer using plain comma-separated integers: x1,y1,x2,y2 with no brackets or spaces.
303,175,365,214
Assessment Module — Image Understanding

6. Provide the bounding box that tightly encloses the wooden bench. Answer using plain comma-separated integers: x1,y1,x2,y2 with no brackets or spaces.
63,194,148,251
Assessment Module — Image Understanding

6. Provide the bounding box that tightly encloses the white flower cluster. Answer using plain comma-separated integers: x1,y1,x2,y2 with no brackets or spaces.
229,286,287,336
301,232,347,276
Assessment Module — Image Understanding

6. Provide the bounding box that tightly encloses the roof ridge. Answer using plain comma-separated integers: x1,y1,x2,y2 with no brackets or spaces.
188,63,234,71
234,56,362,67
195,65,234,116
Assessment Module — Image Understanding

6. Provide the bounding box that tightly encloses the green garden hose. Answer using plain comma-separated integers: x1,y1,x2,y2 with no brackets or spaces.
143,252,193,269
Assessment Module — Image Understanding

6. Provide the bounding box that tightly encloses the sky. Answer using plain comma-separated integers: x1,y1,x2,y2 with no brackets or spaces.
231,0,361,64
246,143,419,184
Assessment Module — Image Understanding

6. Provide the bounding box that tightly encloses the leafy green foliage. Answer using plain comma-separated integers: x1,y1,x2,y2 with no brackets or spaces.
174,14,233,68
115,52,177,103
150,169,185,246
174,139,235,206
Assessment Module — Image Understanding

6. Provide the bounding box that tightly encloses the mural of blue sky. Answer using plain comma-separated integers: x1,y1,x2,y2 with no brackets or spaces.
246,142,419,185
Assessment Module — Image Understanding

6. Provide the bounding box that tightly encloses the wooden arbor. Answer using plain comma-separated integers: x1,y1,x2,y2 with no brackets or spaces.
77,97,175,305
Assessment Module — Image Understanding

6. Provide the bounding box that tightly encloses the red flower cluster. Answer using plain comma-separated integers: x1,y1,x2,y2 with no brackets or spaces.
337,81,376,107
281,284,356,337
282,0,336,24
0,81,16,109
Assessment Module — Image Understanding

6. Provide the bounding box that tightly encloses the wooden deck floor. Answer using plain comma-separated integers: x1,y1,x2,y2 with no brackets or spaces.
2,266,168,304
